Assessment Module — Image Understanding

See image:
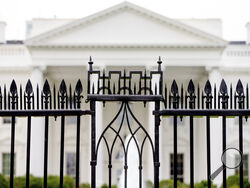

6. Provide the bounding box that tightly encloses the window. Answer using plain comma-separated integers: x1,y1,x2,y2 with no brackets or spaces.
2,117,16,124
235,154,248,179
66,152,76,177
170,153,184,182
2,153,16,176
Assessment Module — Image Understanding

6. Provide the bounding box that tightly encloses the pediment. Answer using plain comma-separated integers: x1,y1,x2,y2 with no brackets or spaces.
26,2,226,48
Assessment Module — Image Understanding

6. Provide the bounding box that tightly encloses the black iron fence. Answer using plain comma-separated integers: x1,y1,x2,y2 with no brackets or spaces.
155,78,248,188
1,57,248,188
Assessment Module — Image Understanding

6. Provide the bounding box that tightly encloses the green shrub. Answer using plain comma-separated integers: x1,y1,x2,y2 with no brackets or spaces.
101,184,108,188
0,174,8,188
159,179,188,188
0,175,76,188
194,180,216,188
81,183,90,188
101,183,117,188
220,175,250,188
63,176,75,188
145,180,154,188
14,176,26,188
47,176,59,188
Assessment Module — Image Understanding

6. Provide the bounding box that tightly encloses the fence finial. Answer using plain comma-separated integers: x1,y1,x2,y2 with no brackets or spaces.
157,56,162,71
88,56,93,71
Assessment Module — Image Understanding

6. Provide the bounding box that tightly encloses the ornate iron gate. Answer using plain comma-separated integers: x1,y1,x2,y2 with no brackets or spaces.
87,58,162,188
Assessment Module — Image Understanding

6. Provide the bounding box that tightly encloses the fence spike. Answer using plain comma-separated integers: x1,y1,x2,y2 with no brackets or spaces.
204,80,212,95
75,80,83,96
234,91,237,109
197,84,200,109
25,80,33,95
103,69,106,95
8,91,10,110
10,80,17,96
236,79,244,95
187,80,195,94
25,80,33,109
69,84,72,109
75,80,83,109
181,84,183,109
4,85,6,110
37,84,39,110
165,84,167,108
247,84,249,109
219,79,228,95
185,91,187,109
230,83,233,109
59,80,67,95
43,80,51,109
169,90,171,109
202,91,204,109
171,80,178,95
43,80,51,96
53,84,56,109
214,84,216,109
20,85,22,110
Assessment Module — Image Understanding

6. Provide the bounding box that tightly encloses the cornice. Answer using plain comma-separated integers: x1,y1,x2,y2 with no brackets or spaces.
27,43,226,49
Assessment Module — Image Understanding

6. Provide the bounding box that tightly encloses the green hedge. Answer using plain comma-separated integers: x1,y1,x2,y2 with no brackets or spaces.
101,183,117,188
220,175,250,188
0,174,79,188
145,179,216,188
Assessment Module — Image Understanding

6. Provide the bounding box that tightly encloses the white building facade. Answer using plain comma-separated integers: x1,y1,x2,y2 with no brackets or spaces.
0,2,250,187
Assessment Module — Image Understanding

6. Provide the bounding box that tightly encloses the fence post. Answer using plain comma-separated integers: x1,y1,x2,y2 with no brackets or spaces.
90,100,96,188
154,100,160,188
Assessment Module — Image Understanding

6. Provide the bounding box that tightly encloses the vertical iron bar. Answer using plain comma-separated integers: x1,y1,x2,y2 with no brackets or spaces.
154,101,160,188
173,115,177,188
43,116,49,188
222,116,226,188
190,116,194,188
239,116,243,188
206,116,211,188
10,115,15,188
75,115,81,188
90,101,96,188
108,159,112,188
26,116,31,188
59,115,65,188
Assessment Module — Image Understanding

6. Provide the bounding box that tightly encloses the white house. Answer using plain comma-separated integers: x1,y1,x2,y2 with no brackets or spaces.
0,1,249,187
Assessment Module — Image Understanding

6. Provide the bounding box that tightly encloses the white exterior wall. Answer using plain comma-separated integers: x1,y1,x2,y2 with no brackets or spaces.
1,2,250,187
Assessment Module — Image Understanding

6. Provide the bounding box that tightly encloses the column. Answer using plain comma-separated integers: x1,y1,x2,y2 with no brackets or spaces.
30,66,45,176
208,67,223,186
